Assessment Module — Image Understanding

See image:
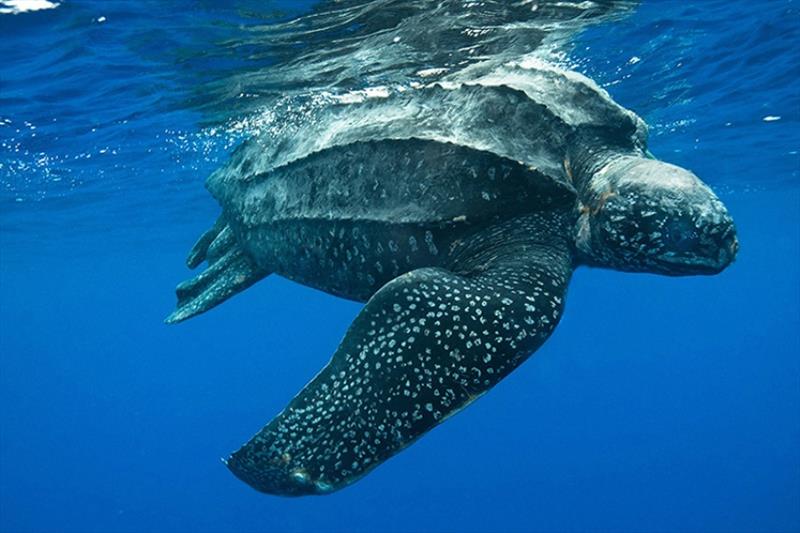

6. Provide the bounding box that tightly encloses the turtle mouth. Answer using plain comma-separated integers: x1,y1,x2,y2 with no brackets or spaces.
656,234,738,275
656,257,726,275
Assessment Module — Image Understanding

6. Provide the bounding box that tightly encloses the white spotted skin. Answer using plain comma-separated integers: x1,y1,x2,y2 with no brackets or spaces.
244,218,462,301
226,213,573,496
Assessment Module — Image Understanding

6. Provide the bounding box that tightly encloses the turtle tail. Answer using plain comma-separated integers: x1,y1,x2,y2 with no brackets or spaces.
166,217,268,324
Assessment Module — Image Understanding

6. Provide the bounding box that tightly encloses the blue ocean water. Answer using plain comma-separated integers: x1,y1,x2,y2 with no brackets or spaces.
1,0,798,531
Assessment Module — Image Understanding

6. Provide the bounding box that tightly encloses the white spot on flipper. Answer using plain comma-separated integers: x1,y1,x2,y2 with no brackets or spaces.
291,469,310,485
315,480,334,493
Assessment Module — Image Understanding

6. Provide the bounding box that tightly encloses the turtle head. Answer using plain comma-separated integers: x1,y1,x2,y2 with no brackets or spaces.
575,156,738,276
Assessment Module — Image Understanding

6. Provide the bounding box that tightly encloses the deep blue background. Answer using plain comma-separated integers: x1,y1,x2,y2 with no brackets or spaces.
1,1,798,532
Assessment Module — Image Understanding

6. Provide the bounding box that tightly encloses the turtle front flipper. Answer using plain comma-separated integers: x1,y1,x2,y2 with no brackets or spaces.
166,219,269,324
226,215,573,495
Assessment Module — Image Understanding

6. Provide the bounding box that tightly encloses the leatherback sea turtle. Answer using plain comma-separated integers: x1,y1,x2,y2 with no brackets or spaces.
167,61,738,496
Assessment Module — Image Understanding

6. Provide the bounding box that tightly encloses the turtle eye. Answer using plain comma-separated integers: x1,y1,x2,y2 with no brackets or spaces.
663,219,696,252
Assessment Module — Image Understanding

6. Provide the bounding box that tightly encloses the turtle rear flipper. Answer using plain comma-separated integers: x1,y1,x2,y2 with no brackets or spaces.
166,221,268,324
185,216,227,268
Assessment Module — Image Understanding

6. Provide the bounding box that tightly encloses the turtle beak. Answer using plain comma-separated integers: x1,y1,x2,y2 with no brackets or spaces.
720,233,739,270
706,216,739,273
728,235,740,262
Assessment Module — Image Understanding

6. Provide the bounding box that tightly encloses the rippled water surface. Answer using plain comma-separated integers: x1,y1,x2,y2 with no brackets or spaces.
1,1,798,532
2,0,796,248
